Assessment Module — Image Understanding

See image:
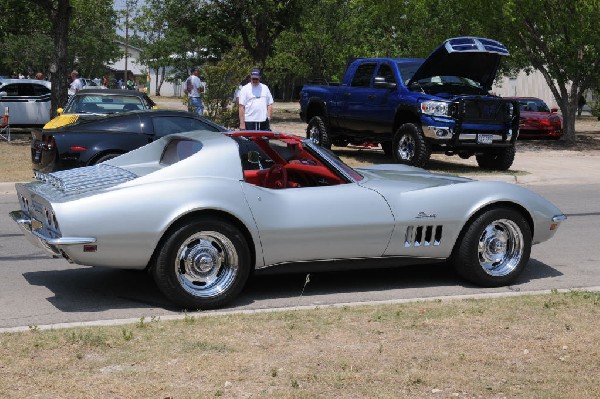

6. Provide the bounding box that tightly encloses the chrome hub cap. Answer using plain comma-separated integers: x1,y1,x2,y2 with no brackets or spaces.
397,134,415,160
478,219,523,276
308,126,320,145
176,231,239,298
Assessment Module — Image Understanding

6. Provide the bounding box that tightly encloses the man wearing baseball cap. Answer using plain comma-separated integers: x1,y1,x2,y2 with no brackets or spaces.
238,68,273,130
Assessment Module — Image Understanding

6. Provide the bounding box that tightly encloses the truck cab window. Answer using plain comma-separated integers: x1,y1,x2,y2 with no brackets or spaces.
351,63,377,87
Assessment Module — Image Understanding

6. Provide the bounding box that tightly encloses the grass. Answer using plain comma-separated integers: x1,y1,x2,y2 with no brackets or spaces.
1,290,599,398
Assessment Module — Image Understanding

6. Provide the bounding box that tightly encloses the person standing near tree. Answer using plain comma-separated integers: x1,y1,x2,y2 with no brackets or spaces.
184,67,206,116
238,68,273,130
70,70,83,95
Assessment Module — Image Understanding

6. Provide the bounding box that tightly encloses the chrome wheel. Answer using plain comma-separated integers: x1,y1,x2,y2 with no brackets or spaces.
396,133,415,161
478,219,524,277
308,125,320,145
175,231,239,298
452,207,531,287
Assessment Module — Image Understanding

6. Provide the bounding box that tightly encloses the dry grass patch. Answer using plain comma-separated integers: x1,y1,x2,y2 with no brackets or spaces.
1,291,599,398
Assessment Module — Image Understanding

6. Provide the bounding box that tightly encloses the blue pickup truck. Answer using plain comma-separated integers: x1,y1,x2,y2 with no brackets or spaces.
299,37,520,170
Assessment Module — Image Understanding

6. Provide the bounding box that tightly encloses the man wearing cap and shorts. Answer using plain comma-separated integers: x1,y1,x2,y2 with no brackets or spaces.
238,68,274,130
184,67,205,116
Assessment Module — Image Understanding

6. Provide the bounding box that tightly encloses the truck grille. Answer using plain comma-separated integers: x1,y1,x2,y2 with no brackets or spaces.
459,98,513,124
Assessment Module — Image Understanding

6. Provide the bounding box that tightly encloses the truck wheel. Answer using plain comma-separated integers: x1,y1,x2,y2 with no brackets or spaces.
392,123,431,167
306,116,331,149
452,207,531,287
153,216,251,310
475,145,516,170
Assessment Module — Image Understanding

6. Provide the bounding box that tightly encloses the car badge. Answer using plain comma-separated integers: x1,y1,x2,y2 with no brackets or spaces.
416,211,436,219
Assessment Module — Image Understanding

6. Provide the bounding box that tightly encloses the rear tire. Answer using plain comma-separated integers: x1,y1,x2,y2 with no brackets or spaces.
153,216,251,309
392,123,431,167
92,153,120,165
452,207,531,287
306,116,331,149
475,145,516,170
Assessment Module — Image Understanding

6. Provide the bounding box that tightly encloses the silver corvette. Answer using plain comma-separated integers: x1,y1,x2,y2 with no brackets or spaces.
10,130,566,309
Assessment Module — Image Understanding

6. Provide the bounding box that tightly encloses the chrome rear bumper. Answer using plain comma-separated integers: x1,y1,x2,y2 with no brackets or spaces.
10,210,96,258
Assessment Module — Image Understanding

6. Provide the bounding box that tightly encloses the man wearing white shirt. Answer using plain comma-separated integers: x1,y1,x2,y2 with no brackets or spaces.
238,68,273,130
185,67,206,116
70,70,83,95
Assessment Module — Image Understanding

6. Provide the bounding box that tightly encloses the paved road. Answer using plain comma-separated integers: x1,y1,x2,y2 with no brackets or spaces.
1,182,599,331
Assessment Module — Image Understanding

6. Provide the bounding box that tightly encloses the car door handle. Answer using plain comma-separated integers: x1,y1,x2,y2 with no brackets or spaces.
343,92,351,97
368,95,376,99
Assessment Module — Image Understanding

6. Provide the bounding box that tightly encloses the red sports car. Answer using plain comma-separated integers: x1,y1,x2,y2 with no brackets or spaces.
508,97,563,139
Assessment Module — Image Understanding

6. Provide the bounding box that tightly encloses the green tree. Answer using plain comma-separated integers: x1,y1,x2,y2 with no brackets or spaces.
27,0,73,116
70,0,120,78
132,0,214,95
497,0,600,143
206,0,305,68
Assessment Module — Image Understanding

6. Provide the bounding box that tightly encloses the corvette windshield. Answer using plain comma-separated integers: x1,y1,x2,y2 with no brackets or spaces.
65,95,144,114
304,140,363,181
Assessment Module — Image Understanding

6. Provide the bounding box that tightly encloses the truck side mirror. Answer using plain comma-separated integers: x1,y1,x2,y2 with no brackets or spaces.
373,76,397,90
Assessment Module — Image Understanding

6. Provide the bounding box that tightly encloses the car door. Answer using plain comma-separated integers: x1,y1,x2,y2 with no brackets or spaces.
368,62,400,134
336,62,379,133
241,183,394,266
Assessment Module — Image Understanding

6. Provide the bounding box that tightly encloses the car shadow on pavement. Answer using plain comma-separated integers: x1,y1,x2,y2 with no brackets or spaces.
22,258,562,314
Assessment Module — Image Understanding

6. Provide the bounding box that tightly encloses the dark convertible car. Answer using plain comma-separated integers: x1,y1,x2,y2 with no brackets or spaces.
31,110,227,173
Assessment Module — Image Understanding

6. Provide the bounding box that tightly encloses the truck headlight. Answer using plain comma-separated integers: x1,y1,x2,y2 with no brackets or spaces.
420,101,450,117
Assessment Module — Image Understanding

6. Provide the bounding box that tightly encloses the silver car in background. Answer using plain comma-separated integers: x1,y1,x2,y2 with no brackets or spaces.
10,130,566,309
0,79,51,126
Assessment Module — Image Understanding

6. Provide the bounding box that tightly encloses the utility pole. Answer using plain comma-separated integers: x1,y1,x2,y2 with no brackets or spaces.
123,0,130,86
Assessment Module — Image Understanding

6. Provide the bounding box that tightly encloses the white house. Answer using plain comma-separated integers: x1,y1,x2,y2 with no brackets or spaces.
493,69,559,110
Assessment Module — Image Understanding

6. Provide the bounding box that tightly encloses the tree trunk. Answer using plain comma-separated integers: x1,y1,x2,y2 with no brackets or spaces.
30,0,72,117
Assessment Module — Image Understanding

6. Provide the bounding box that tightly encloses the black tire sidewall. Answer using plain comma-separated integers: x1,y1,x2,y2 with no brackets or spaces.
392,123,430,167
153,216,251,310
452,208,532,287
475,145,516,170
306,116,331,149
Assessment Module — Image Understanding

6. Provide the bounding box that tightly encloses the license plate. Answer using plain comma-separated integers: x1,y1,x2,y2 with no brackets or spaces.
477,134,493,144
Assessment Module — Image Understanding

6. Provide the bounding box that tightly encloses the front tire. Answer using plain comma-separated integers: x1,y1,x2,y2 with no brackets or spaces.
452,207,531,287
153,216,251,309
306,116,331,149
475,145,516,170
392,123,431,167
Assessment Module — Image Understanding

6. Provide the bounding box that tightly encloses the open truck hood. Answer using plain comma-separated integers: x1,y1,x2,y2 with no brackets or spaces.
408,37,509,90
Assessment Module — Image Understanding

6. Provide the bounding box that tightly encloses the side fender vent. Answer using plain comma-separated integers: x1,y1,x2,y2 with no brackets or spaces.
405,225,443,247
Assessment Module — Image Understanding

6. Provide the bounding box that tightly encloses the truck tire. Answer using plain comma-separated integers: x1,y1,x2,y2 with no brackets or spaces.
392,123,431,167
306,116,331,149
475,145,516,171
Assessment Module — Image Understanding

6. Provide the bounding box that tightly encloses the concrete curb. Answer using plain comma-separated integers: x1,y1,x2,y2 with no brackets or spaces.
1,286,599,333
0,181,18,195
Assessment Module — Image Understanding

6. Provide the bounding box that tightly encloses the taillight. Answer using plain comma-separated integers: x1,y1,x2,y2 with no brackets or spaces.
69,145,87,151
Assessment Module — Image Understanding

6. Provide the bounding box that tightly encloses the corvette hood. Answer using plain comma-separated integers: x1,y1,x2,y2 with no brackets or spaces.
357,164,470,193
408,37,509,90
